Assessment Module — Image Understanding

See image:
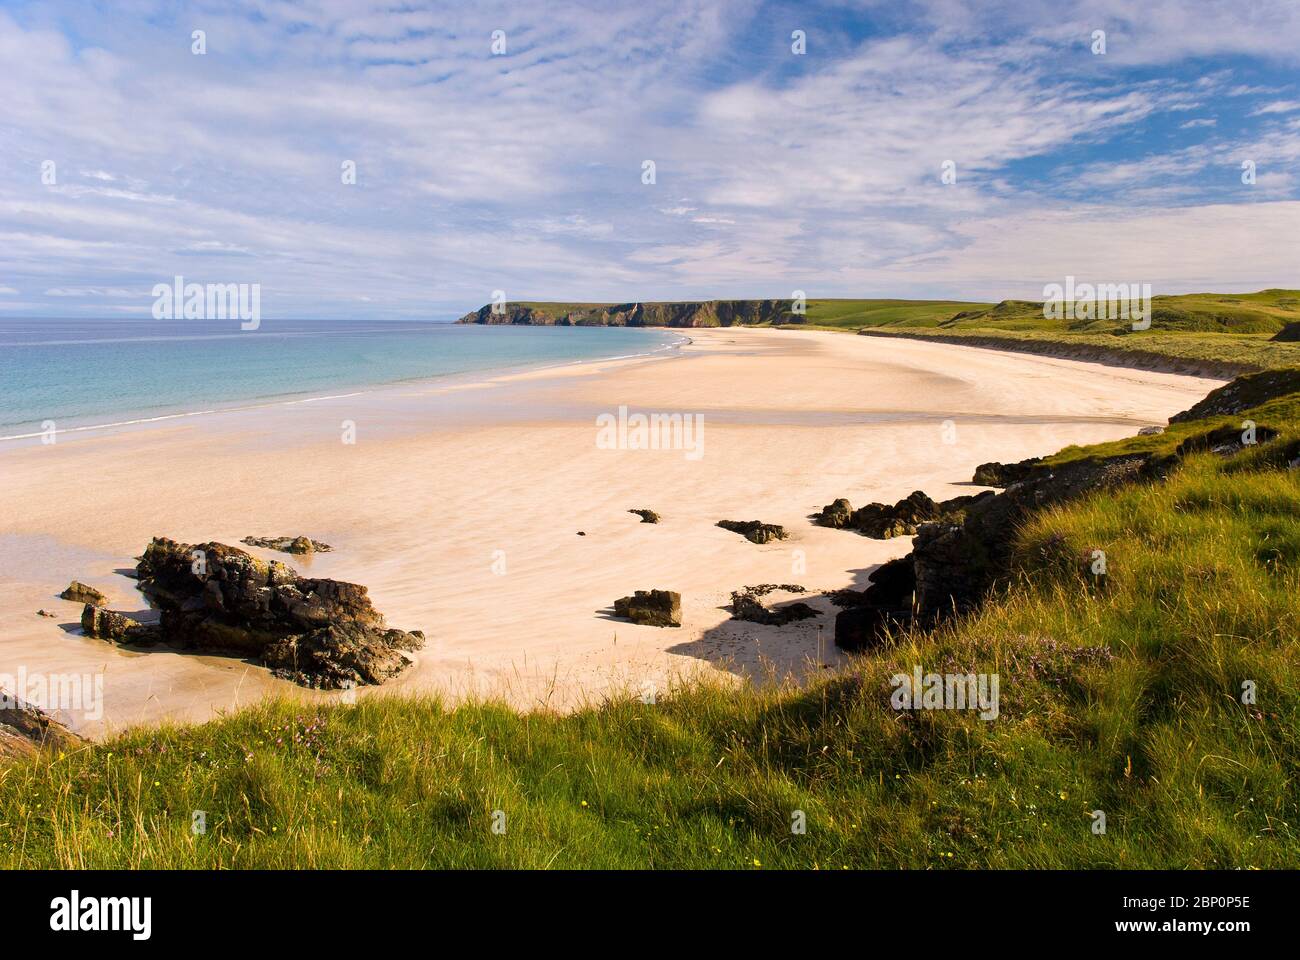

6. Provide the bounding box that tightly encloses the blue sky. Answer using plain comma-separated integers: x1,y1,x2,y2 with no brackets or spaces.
0,0,1297,320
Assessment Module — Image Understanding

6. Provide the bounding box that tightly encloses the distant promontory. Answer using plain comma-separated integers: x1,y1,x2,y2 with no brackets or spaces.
455,299,796,327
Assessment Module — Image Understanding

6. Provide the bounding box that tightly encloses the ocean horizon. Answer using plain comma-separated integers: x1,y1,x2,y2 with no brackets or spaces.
0,318,685,440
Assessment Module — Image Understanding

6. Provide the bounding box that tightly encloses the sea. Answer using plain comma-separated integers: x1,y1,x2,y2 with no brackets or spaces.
0,318,685,441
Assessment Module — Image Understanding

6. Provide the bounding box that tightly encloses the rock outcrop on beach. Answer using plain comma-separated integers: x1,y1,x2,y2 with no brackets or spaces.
240,536,333,555
814,490,992,539
729,584,819,626
59,581,107,606
832,557,915,651
81,605,158,645
716,520,788,544
613,590,681,627
456,299,795,327
628,509,660,524
78,538,423,689
971,458,1043,487
0,694,85,761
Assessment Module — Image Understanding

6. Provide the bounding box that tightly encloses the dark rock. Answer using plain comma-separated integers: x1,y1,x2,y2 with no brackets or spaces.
0,694,86,761
972,457,1043,487
834,606,909,652
263,623,423,689
814,498,854,528
628,509,661,524
815,490,988,539
716,520,788,544
729,585,819,626
59,581,107,606
912,455,1153,619
80,605,160,646
240,536,332,554
36,609,55,618
613,590,682,627
122,537,422,688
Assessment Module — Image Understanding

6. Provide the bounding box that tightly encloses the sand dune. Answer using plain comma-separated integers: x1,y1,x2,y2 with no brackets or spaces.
0,328,1223,737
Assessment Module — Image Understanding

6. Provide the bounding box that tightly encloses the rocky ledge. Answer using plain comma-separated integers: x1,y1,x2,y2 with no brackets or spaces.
814,490,992,539
80,538,423,689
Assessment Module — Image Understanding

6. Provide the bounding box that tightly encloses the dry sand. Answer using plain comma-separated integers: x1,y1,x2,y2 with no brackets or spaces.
0,328,1224,737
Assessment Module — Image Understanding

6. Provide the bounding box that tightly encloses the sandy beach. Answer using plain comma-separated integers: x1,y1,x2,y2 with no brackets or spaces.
0,328,1224,737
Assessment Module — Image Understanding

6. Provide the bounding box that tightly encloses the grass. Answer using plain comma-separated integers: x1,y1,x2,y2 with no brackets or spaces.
849,290,1300,375
6,381,1299,869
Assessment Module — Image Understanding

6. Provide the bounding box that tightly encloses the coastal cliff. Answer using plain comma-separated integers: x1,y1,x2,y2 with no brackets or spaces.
455,299,795,327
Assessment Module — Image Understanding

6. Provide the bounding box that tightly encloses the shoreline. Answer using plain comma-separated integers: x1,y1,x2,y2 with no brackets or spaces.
0,328,1225,739
0,328,691,444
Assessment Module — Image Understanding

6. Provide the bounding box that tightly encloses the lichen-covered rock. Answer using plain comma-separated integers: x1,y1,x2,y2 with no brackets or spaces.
613,590,682,627
815,490,993,539
80,605,160,645
240,536,333,554
716,520,788,544
814,498,854,529
59,581,107,606
263,624,425,688
628,509,661,524
122,537,422,688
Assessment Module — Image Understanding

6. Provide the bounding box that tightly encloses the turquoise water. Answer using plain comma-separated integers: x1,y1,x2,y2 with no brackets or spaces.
0,318,684,439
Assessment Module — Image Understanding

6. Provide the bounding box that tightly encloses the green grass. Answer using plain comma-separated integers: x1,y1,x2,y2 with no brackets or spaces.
860,327,1300,376
6,383,1299,868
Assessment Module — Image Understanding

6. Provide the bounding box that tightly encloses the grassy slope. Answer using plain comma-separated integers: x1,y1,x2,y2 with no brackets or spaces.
5,381,1299,868
852,290,1300,375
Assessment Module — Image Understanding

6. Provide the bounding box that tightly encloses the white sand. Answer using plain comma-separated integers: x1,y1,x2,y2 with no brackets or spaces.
0,328,1223,737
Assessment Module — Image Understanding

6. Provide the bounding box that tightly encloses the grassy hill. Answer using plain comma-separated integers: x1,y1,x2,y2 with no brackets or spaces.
6,369,1300,868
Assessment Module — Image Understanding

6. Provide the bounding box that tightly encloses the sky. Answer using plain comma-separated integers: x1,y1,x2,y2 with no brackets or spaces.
0,0,1297,320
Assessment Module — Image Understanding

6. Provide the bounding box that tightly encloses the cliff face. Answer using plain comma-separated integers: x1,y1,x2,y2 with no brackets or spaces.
456,299,796,327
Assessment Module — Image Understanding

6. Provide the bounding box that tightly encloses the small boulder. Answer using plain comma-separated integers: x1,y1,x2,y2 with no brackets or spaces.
628,509,661,524
1137,425,1165,436
80,605,160,645
814,498,854,529
716,520,788,544
36,609,56,618
60,581,107,606
613,590,682,627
